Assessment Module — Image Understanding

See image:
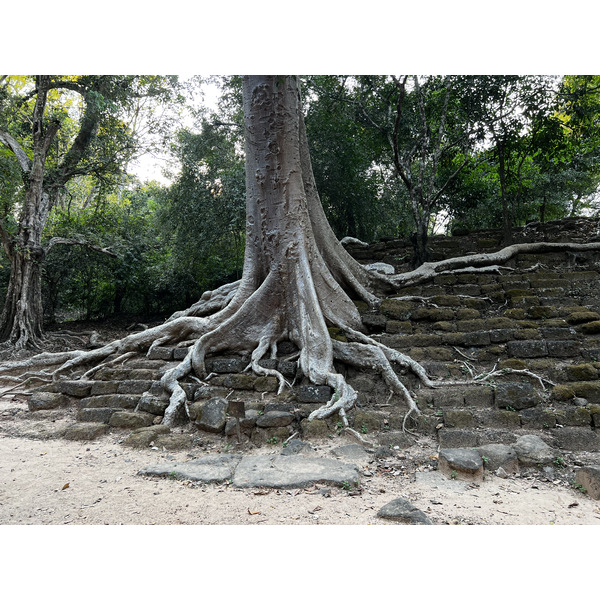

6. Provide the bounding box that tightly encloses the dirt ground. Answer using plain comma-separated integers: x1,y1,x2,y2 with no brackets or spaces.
1,399,599,526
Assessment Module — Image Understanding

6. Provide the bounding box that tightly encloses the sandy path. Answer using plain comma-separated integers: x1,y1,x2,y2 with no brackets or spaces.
1,430,599,526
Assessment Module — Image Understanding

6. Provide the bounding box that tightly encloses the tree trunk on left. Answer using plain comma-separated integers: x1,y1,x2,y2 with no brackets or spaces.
0,177,52,349
0,246,45,349
0,76,57,350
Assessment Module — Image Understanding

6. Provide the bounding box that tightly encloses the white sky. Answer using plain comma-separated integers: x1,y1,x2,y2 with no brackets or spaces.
130,79,222,185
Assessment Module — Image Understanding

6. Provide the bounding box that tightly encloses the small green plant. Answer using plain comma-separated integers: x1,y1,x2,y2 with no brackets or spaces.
572,482,587,494
481,456,489,466
553,456,566,468
335,421,344,435
167,472,178,480
266,436,279,445
342,480,352,490
361,424,368,434
450,470,457,480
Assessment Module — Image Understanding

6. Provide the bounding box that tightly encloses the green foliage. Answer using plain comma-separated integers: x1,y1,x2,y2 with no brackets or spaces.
156,116,246,300
303,76,402,241
42,179,172,321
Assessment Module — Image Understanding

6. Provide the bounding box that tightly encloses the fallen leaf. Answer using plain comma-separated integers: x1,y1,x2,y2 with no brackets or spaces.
247,508,261,515
568,502,579,509
308,506,323,514
253,489,269,495
62,483,70,490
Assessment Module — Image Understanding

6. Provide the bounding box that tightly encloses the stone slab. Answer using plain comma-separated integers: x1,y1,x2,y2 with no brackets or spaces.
139,454,360,489
232,455,359,489
139,455,242,483
330,444,371,464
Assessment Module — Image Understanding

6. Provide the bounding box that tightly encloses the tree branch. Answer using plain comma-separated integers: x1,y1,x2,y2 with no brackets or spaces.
44,237,118,258
391,75,411,190
0,129,32,173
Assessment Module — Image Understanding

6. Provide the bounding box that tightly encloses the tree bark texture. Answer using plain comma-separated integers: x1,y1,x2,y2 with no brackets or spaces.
0,76,58,349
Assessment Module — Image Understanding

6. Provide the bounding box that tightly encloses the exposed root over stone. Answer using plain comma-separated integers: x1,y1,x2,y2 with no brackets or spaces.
1,236,599,434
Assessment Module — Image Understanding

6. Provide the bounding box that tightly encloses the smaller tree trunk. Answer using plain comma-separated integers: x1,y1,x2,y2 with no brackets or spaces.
0,249,45,349
497,143,513,245
410,214,430,268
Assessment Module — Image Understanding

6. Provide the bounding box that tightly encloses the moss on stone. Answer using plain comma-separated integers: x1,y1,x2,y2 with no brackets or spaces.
510,296,541,308
426,347,455,361
432,294,462,307
353,410,382,432
528,306,559,320
505,288,529,298
254,376,279,393
550,384,576,402
433,274,457,285
456,308,481,320
385,320,412,334
578,320,600,335
516,320,540,329
486,317,516,329
327,327,347,342
567,311,600,325
352,300,369,314
544,319,570,328
456,319,486,332
443,409,474,428
504,308,527,320
564,363,599,381
380,298,414,320
223,373,257,390
571,381,600,402
463,298,488,310
513,329,542,340
411,307,455,321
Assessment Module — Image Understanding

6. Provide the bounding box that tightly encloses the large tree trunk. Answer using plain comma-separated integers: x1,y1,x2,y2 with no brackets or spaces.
0,183,50,349
0,76,59,350
0,247,45,348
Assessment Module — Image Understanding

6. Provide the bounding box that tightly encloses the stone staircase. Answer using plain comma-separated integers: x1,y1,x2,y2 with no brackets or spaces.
17,217,600,453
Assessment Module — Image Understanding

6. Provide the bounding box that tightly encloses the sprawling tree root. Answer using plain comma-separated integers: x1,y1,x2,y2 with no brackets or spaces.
3,76,600,440
1,236,599,433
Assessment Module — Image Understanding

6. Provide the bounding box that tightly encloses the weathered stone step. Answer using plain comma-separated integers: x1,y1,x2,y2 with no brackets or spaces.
79,394,140,410
435,404,599,430
438,426,600,452
95,367,158,381
88,380,152,395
